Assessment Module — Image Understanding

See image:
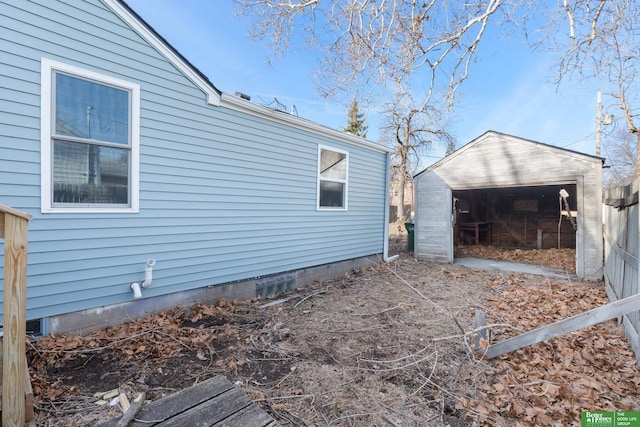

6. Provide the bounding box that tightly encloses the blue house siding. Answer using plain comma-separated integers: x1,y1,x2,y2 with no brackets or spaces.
0,0,391,325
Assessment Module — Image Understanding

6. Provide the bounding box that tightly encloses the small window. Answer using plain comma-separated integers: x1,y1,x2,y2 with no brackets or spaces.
317,146,348,210
41,59,140,213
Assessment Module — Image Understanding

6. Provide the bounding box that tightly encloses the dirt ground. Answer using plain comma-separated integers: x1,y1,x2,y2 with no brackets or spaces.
28,231,640,426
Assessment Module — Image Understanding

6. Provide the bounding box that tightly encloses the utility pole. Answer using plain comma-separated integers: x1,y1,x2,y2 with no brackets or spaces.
596,91,602,157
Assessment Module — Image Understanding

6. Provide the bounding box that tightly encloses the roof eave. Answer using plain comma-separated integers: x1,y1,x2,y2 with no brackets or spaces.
107,1,391,154
221,93,393,154
106,0,222,106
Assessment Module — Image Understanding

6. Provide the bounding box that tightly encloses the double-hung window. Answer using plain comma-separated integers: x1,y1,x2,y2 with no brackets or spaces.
41,59,140,213
317,146,348,210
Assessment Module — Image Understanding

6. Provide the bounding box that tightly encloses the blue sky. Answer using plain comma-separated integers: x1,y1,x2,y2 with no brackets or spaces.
125,0,604,166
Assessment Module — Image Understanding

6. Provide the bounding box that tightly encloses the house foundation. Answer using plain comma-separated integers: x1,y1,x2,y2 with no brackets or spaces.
46,254,381,336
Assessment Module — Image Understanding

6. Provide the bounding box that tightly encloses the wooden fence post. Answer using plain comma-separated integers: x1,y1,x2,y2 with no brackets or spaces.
0,205,32,427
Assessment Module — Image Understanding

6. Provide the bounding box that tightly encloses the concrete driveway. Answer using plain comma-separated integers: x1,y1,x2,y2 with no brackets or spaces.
454,257,578,280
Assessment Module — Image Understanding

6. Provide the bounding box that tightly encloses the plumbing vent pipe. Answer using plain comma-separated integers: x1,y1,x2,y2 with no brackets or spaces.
131,282,142,299
142,258,156,289
130,258,156,298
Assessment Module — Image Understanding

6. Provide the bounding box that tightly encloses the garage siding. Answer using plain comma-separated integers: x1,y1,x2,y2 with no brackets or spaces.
414,172,453,262
429,133,599,189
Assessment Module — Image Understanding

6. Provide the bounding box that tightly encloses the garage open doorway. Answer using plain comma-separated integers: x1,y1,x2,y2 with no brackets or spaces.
452,184,577,254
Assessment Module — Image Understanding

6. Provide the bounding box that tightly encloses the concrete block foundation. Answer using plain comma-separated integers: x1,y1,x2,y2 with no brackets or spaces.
47,254,381,336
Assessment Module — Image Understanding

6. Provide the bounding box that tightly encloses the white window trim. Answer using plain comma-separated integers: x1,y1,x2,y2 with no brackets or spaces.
317,145,349,211
40,58,140,213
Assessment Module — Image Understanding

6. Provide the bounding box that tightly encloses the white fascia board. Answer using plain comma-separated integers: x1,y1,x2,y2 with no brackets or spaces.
221,93,392,154
103,0,221,106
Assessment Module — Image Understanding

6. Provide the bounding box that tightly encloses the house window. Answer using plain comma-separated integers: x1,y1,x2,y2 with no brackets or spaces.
41,59,140,213
317,146,348,210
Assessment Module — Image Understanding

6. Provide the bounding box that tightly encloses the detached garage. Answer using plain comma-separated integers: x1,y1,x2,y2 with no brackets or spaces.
413,131,604,280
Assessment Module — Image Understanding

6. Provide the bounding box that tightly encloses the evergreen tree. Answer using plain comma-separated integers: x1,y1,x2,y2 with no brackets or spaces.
344,99,367,138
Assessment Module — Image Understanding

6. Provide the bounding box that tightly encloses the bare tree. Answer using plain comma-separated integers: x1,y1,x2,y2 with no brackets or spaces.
234,0,640,184
233,0,505,222
233,0,503,108
383,91,452,223
543,0,640,177
602,128,636,188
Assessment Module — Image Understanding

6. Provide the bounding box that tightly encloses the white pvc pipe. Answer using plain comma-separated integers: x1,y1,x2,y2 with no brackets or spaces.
130,282,142,299
142,258,156,289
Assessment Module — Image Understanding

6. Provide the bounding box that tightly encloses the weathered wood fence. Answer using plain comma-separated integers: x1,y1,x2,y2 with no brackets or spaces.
603,178,640,365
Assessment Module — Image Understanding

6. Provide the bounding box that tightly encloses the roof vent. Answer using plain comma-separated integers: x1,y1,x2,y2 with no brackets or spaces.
234,92,251,101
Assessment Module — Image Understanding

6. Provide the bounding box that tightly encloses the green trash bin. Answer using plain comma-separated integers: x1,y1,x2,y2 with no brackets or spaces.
404,222,414,252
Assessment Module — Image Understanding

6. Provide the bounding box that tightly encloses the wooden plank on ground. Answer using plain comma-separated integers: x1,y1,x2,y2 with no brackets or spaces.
482,292,640,359
96,376,279,427
144,377,235,425
214,403,277,427
156,386,251,427
97,376,234,427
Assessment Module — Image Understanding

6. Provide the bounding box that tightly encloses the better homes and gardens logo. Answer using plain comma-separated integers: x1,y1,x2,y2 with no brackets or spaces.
581,412,640,427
